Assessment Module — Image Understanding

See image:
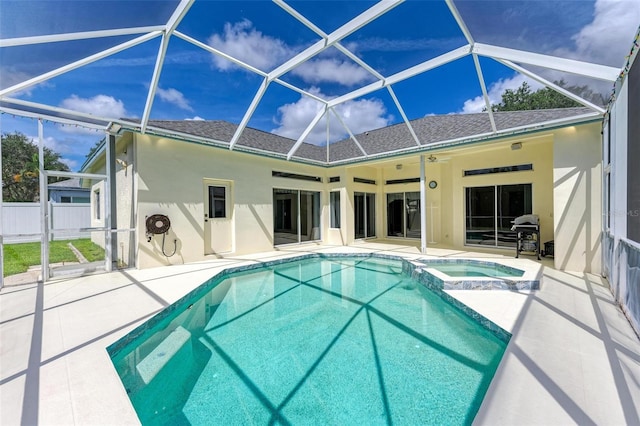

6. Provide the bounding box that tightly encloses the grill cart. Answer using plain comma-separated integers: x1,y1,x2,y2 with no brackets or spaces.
511,215,541,260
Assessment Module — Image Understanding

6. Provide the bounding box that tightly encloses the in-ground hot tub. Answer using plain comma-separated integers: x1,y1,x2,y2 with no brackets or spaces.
410,259,540,290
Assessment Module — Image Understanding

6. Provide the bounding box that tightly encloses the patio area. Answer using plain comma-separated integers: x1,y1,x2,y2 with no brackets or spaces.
1,242,639,425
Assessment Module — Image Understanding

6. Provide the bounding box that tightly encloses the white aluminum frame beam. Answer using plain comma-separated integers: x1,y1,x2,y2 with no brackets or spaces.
254,0,402,156
327,45,471,107
387,86,421,146
1,97,118,126
420,155,427,253
0,115,2,287
287,107,326,160
140,0,194,133
472,54,497,132
330,108,368,157
277,0,423,155
472,43,620,82
496,59,606,113
46,170,108,180
166,0,194,34
0,26,165,47
229,78,271,150
38,120,49,282
275,0,394,150
174,31,268,77
0,106,107,131
141,33,171,134
173,31,325,104
444,0,474,45
267,0,403,82
0,31,162,98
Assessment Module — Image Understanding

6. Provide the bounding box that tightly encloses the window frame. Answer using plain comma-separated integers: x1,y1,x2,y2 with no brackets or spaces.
330,190,341,229
94,189,101,220
208,185,227,219
464,183,533,248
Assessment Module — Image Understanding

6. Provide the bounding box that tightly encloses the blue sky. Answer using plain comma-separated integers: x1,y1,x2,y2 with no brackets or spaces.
0,0,639,170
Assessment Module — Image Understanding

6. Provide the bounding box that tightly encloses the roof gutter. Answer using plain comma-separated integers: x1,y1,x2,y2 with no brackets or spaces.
81,111,603,171
328,112,603,167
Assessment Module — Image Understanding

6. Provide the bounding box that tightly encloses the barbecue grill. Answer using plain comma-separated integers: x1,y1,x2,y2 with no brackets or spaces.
511,215,541,260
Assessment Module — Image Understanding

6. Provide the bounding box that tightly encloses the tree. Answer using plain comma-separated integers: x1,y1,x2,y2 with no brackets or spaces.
1,132,70,202
490,80,606,112
84,139,104,161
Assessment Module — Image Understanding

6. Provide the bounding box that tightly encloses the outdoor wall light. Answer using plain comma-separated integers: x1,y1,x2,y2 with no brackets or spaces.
396,164,402,170
511,142,522,150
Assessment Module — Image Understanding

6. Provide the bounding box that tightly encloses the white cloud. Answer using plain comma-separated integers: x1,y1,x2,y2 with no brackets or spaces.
292,59,373,87
460,75,544,113
57,94,127,134
207,20,372,87
60,158,78,170
207,19,291,72
272,88,392,145
561,0,640,68
540,0,640,95
26,134,93,165
459,0,639,113
60,94,126,118
156,87,193,111
0,67,54,97
185,116,206,121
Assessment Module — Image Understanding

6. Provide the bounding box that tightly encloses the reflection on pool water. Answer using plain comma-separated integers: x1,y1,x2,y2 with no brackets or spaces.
108,256,508,425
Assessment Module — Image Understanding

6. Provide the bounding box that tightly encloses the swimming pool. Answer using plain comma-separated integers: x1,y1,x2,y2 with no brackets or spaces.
108,255,508,425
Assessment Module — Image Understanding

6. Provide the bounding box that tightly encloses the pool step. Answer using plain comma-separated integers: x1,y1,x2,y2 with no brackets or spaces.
136,326,192,384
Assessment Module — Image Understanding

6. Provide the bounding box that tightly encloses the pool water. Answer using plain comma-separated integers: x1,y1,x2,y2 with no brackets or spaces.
425,262,524,278
109,257,507,425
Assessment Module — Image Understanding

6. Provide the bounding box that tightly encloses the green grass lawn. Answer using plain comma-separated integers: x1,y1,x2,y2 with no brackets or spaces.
3,238,105,277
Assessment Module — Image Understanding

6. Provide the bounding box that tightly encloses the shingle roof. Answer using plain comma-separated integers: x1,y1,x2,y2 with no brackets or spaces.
48,178,82,188
134,107,597,165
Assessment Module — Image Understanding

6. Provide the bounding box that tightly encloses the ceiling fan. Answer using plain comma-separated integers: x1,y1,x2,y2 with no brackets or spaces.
427,154,450,163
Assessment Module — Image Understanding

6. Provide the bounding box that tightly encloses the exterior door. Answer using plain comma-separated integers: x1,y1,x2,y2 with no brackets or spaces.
204,179,233,254
354,192,376,239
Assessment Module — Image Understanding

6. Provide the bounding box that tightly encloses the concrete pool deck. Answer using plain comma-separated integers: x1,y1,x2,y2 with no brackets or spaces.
1,243,639,425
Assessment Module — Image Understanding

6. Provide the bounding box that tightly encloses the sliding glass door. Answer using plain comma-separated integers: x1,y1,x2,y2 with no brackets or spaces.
354,192,376,239
273,189,320,245
387,191,421,239
465,184,532,247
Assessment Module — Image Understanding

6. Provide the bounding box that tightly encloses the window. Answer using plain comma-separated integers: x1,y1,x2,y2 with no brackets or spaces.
354,177,376,185
61,196,72,203
330,191,341,228
465,184,532,248
94,190,101,220
272,171,322,182
387,192,421,239
385,178,420,185
463,164,533,176
208,186,226,218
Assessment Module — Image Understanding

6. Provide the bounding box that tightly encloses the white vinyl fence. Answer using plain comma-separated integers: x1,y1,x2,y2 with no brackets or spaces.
2,202,91,243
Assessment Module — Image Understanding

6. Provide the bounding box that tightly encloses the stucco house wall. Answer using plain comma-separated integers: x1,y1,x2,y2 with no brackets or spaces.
134,133,327,268
553,123,602,273
87,118,602,273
